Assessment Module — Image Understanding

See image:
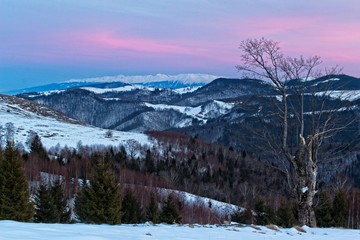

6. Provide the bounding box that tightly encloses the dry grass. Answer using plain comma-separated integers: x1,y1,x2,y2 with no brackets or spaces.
266,224,280,231
294,225,306,233
250,225,261,230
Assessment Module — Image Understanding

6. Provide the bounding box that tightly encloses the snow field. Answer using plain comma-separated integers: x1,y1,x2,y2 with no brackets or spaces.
0,221,360,240
0,100,152,151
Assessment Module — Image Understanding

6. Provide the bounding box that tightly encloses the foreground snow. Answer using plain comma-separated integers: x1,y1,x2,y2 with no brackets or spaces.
0,221,359,240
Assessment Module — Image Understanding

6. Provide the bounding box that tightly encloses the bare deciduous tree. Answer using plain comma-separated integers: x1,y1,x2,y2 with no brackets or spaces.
236,38,353,227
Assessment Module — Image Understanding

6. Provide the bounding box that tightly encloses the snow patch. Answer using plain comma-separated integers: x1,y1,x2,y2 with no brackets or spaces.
300,76,316,82
311,78,340,86
315,90,360,101
301,186,309,193
27,90,65,98
173,86,202,94
80,85,140,94
144,100,235,124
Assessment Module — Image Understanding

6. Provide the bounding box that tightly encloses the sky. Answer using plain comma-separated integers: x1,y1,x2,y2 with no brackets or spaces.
0,0,359,92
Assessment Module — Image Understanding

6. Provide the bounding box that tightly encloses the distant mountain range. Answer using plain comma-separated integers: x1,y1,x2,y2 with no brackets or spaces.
16,74,360,141
65,73,222,84
3,73,221,95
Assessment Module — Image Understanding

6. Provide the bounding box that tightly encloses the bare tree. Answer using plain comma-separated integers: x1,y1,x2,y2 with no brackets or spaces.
236,38,354,227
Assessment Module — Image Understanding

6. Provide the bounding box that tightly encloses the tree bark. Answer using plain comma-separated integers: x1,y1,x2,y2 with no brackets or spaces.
296,140,318,227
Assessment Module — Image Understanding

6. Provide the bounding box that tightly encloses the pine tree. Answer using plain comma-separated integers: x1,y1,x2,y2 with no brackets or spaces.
276,202,297,227
74,159,121,224
30,134,49,160
51,179,71,223
231,207,253,224
73,182,90,222
146,192,159,224
121,188,144,223
34,184,57,223
0,147,5,218
253,199,275,225
145,149,155,173
332,189,348,227
159,194,181,224
316,192,333,227
0,141,34,221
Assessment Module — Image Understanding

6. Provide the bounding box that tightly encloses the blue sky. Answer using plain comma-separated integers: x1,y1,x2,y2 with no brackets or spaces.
1,0,359,91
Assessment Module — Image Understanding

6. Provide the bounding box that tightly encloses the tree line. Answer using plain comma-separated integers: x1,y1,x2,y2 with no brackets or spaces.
1,131,360,228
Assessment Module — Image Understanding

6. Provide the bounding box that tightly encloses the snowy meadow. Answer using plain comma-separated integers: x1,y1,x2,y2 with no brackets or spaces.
1,221,360,240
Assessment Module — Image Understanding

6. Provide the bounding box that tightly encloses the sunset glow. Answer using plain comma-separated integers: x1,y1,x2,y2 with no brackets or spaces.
0,0,359,91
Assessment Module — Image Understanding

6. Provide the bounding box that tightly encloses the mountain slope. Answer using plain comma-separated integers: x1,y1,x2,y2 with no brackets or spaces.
0,94,151,150
177,78,276,106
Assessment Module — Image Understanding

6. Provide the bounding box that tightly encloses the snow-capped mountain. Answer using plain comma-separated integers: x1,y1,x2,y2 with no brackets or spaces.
0,94,151,150
66,73,221,85
3,73,220,95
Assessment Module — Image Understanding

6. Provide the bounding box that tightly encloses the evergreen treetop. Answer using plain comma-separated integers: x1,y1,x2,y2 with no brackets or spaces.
159,193,182,224
121,188,144,224
0,141,34,222
146,192,159,224
74,159,122,224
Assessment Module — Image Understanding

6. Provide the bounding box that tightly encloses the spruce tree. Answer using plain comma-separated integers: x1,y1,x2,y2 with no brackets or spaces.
0,147,4,218
74,159,122,224
316,192,333,227
73,182,91,222
121,188,144,223
0,141,34,221
145,149,155,173
34,184,57,223
253,199,275,225
231,207,253,224
332,189,348,227
159,194,181,224
30,134,49,160
276,202,297,227
51,179,71,223
146,192,159,224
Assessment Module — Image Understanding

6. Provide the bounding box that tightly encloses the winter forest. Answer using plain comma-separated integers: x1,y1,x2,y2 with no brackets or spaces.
1,123,360,229
2,1,360,239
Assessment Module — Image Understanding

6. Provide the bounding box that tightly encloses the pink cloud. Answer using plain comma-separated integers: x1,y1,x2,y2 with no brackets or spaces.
224,15,359,71
25,30,239,70
70,32,210,57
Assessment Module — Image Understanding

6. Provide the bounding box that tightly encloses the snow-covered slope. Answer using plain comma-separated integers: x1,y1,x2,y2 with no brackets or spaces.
0,221,359,240
0,95,151,150
80,85,143,94
163,189,240,217
81,84,200,95
144,100,235,124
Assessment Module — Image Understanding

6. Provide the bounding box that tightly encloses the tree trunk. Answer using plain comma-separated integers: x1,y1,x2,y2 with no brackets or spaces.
282,90,288,149
296,143,318,227
298,196,317,227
